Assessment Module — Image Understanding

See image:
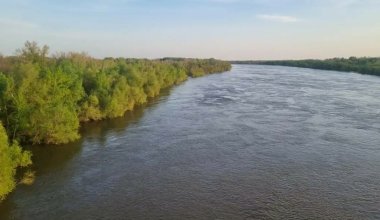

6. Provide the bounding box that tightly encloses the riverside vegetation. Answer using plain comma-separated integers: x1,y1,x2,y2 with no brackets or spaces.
233,57,380,76
0,41,231,200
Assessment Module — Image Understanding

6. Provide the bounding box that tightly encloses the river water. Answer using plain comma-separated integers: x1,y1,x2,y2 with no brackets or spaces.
1,65,380,219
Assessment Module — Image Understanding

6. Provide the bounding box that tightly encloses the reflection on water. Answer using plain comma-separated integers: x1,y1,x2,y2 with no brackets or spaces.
1,65,380,219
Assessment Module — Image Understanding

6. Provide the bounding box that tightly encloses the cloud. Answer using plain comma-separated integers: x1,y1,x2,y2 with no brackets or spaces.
0,18,39,29
327,0,359,8
257,14,299,23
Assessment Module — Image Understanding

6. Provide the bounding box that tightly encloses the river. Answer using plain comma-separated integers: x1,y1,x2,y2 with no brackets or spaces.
1,65,380,219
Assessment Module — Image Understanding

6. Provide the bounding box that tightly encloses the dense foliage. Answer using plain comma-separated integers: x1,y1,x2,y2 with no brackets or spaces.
0,41,231,145
232,57,380,76
0,123,31,200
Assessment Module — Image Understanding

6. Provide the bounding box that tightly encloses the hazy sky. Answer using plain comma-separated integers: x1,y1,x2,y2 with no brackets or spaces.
1,0,379,60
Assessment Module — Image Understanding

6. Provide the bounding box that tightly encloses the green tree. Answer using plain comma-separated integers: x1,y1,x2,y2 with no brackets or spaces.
17,68,84,144
0,123,31,200
16,41,49,65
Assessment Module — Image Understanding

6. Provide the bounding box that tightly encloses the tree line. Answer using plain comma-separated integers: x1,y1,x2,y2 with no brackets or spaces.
0,41,231,200
232,57,380,76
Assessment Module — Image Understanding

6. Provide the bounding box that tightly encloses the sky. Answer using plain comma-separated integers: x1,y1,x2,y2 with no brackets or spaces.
0,0,380,60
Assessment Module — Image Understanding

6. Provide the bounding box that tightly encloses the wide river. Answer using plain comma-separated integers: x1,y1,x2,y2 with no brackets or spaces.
1,65,380,219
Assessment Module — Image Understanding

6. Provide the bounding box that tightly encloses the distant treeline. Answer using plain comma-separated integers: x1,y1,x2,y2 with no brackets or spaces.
232,57,380,76
0,41,231,200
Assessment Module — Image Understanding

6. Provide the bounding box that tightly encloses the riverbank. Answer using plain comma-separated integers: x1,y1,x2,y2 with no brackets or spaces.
0,41,231,201
0,42,231,145
232,57,380,76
